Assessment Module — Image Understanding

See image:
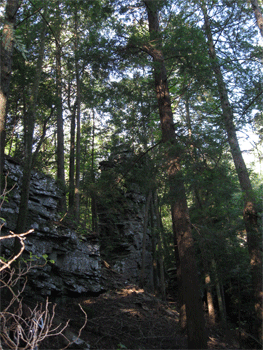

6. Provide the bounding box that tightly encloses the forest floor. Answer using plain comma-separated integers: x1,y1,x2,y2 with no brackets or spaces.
39,266,258,350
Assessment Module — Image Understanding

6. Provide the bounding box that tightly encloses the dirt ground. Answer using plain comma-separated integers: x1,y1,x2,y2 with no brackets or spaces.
39,267,249,350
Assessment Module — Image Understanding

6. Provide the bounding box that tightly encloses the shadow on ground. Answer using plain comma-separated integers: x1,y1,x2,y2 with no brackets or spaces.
39,267,249,350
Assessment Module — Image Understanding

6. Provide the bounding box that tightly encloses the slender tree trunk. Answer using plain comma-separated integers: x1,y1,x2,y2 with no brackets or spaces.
91,109,98,232
151,194,159,295
56,2,66,212
150,195,159,294
154,191,166,301
0,0,19,193
143,2,207,348
74,8,81,224
202,4,262,341
140,191,152,288
205,273,216,326
201,245,216,326
15,10,47,236
212,259,226,326
32,113,50,166
69,105,76,214
250,0,263,37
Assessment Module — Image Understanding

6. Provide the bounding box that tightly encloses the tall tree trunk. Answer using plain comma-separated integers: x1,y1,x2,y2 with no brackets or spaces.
212,259,226,326
174,235,187,332
143,2,207,348
150,194,158,294
91,109,98,232
250,0,263,37
186,91,217,324
0,0,19,194
56,0,66,212
154,191,166,301
140,191,152,288
202,4,262,341
69,105,76,214
205,272,216,326
15,9,47,236
74,8,81,224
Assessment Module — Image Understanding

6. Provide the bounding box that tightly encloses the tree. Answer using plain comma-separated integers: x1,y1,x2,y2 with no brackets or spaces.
55,0,66,212
250,0,263,37
200,1,262,341
0,0,19,194
15,5,47,235
141,1,207,348
74,5,81,224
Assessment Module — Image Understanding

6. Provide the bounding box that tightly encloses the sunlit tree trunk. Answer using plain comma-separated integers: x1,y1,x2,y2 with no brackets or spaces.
202,3,262,341
250,0,263,37
205,273,216,326
143,2,207,348
0,0,19,193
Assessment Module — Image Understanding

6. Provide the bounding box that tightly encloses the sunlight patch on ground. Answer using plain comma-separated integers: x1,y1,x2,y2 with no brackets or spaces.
118,286,145,296
120,308,144,319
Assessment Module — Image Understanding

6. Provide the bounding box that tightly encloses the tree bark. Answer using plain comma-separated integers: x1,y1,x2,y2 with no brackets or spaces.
91,109,98,232
205,273,216,326
74,8,81,224
15,8,47,235
69,105,76,214
56,0,66,212
0,0,19,193
154,191,166,301
143,2,207,348
202,3,262,341
140,191,152,288
250,0,263,37
212,259,226,326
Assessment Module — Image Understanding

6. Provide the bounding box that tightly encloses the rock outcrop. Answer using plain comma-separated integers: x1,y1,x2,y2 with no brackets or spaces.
98,151,154,291
0,153,154,300
0,158,102,301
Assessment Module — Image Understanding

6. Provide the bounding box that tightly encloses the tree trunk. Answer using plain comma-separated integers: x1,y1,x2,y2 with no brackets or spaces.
202,4,262,341
140,191,152,288
74,8,81,224
56,0,66,212
69,106,76,214
15,9,47,235
0,0,19,193
143,2,207,348
154,191,166,301
250,0,263,37
174,239,187,332
205,273,216,326
91,109,98,232
212,259,226,326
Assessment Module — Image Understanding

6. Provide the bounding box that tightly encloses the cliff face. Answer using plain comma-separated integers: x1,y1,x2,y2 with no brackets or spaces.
98,151,154,291
0,155,154,301
1,158,102,301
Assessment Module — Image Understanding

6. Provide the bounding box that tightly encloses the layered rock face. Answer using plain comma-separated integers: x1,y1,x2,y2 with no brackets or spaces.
98,151,154,291
0,154,154,300
0,158,101,300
